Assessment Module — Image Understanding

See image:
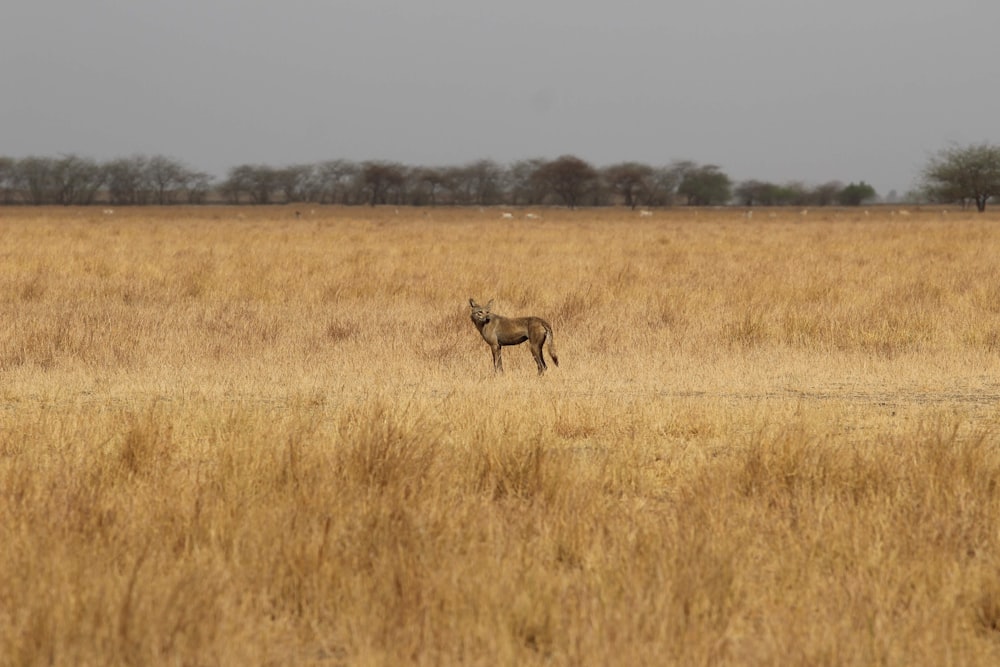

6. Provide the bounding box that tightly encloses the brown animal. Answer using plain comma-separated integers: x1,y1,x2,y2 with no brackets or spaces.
469,298,559,375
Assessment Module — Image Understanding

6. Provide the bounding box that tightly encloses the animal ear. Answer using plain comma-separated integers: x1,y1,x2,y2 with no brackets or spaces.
485,299,494,311
469,298,478,308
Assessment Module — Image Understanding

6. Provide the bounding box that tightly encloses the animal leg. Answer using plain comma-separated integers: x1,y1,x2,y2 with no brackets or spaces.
530,342,547,375
491,344,503,373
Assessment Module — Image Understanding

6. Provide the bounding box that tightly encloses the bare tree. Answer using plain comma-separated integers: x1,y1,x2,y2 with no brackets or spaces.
53,155,104,205
181,171,214,205
314,159,358,204
637,160,699,207
410,167,452,206
603,162,654,209
13,155,103,205
104,156,151,205
444,165,475,205
734,179,770,207
0,157,18,204
807,181,844,207
642,166,683,206
443,160,502,206
221,165,255,204
145,155,190,205
531,155,597,209
13,157,56,205
274,164,314,203
465,159,504,206
360,161,406,206
223,165,281,204
505,159,548,206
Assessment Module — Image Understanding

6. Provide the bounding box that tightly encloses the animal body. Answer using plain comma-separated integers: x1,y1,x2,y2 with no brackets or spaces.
469,298,559,375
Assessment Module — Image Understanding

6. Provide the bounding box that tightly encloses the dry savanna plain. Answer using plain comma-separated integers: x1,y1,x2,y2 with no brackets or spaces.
4,204,1000,665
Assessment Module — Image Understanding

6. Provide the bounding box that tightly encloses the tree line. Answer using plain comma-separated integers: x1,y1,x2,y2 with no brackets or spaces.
0,143,996,209
0,155,213,206
0,153,879,208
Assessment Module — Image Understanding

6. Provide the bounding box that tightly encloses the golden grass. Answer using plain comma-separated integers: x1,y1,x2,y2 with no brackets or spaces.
4,205,1000,665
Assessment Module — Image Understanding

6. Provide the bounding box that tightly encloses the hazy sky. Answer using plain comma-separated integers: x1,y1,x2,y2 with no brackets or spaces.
3,0,998,196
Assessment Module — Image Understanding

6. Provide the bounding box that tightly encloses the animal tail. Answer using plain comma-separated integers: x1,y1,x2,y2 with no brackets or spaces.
546,327,559,367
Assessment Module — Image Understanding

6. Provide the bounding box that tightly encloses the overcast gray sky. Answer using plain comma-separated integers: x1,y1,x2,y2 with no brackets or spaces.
3,0,998,197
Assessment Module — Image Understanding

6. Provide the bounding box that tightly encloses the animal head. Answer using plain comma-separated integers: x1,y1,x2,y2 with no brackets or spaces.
469,298,494,325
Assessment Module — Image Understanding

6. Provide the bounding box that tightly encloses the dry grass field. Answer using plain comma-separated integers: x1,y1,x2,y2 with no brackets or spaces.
4,204,1000,665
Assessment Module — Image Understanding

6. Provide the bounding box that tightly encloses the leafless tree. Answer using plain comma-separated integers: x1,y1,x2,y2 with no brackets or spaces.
222,165,281,204
181,171,214,204
221,165,255,204
314,159,358,204
146,155,190,205
0,157,19,204
808,181,844,207
54,155,104,205
602,162,654,209
14,157,56,205
465,159,504,206
360,161,406,206
104,156,151,205
274,164,314,203
734,179,771,207
442,160,502,206
12,155,103,205
505,159,548,206
641,164,685,206
410,167,451,206
531,155,597,209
